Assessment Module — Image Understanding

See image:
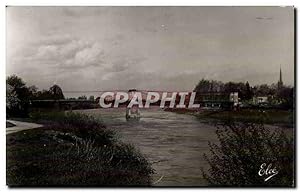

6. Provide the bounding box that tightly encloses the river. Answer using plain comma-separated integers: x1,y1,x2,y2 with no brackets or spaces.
75,107,289,186
76,107,219,186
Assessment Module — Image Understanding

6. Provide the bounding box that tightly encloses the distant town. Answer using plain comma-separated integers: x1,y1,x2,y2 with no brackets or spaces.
7,66,293,116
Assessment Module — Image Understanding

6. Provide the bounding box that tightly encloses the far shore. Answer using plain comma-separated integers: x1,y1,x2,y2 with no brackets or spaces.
164,108,294,128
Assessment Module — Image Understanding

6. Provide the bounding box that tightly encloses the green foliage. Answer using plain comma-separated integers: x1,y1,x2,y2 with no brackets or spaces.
6,85,20,111
6,75,66,117
7,112,154,186
49,84,65,100
7,75,26,89
30,111,115,145
6,75,31,117
33,84,64,100
202,122,294,187
194,78,254,100
194,79,213,92
194,78,294,109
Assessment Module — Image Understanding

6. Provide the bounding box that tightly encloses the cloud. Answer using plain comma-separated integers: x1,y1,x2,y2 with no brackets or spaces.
29,35,105,70
59,40,88,58
103,56,146,73
38,34,74,46
36,45,59,60
73,43,104,67
7,7,294,94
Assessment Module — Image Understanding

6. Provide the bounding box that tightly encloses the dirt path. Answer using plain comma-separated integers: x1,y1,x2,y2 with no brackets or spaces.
6,120,43,135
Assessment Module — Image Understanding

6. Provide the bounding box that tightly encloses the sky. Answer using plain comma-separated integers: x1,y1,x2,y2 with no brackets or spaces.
6,7,294,97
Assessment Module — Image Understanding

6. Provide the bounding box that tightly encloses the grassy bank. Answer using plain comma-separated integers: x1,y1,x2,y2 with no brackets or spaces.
7,112,154,186
165,108,294,127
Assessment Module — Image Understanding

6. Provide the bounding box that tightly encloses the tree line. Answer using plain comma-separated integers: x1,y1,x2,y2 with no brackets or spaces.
6,75,64,117
7,75,295,117
194,79,294,107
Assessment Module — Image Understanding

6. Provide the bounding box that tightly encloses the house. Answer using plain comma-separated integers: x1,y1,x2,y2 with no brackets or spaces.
252,96,268,105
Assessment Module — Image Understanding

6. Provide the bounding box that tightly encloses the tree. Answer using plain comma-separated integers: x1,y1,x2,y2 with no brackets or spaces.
6,84,20,112
28,85,38,96
34,90,52,100
194,79,258,101
194,79,224,93
253,84,276,97
245,81,253,100
202,122,294,186
6,75,31,117
194,79,211,93
49,84,64,100
6,75,26,90
277,86,294,109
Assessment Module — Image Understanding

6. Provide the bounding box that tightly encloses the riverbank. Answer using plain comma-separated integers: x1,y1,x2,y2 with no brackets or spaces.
76,108,219,186
164,108,294,128
7,112,154,186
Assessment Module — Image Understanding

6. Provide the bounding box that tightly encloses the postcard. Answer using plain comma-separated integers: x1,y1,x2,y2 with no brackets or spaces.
6,6,295,187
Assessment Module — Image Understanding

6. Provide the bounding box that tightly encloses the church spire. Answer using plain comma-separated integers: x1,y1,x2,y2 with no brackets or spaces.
279,66,282,84
278,66,283,89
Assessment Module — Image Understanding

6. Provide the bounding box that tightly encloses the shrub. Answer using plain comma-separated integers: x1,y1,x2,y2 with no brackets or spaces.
202,121,294,187
7,112,154,186
30,111,115,145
